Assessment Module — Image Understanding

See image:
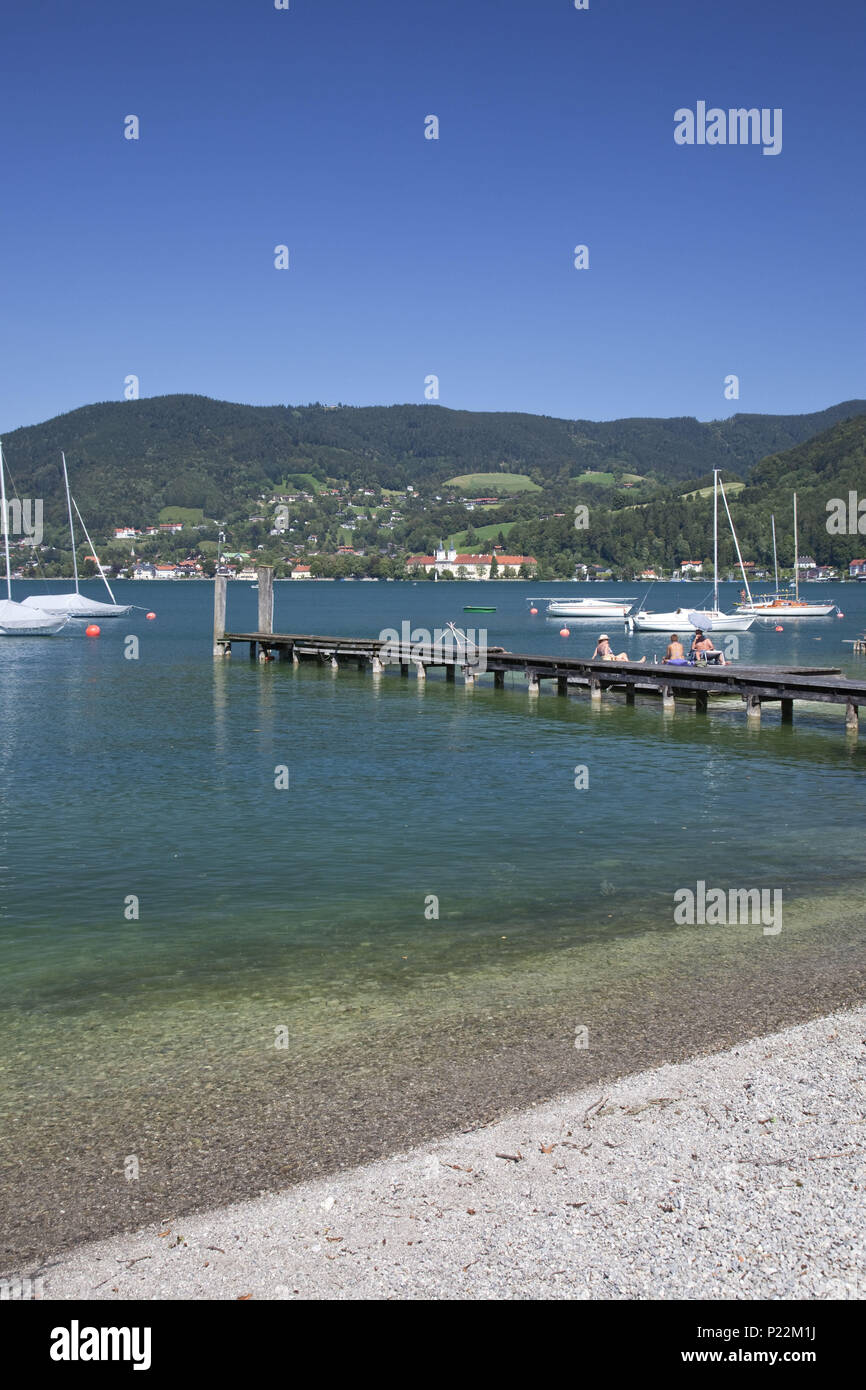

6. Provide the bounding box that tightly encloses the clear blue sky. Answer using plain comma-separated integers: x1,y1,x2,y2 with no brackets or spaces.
1,0,863,431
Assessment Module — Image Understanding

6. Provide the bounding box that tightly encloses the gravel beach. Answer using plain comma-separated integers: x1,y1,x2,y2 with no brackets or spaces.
23,1003,865,1301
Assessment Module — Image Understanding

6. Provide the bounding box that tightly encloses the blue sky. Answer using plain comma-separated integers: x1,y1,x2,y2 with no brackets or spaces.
1,0,864,431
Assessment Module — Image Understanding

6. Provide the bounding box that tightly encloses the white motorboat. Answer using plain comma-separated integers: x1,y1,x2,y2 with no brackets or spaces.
0,441,67,636
534,596,637,619
735,498,836,619
22,453,132,619
627,472,754,633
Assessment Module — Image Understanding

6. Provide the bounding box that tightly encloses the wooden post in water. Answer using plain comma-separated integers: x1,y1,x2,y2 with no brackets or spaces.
257,567,274,635
557,675,568,696
589,679,601,704
746,694,761,722
781,698,793,724
662,684,675,711
846,699,859,734
494,670,505,690
695,692,708,714
212,574,228,656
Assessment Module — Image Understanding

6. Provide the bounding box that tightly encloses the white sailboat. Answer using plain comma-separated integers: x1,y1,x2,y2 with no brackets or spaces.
23,452,131,618
532,596,637,618
628,471,754,632
735,496,836,618
0,440,67,636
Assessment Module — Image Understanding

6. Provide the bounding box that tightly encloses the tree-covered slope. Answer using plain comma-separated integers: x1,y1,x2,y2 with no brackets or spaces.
2,394,863,531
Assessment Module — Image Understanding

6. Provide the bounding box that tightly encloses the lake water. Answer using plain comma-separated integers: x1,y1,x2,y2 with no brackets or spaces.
1,577,865,1264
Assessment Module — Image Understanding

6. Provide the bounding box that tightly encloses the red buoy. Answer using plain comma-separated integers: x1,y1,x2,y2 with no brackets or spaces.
775,625,783,631
529,607,538,615
560,626,570,637
85,624,101,637
146,611,156,620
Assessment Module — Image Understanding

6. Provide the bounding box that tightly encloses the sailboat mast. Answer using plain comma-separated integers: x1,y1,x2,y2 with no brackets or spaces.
718,474,753,603
61,452,80,592
71,495,117,601
713,469,719,612
771,514,779,592
793,493,799,602
0,441,12,601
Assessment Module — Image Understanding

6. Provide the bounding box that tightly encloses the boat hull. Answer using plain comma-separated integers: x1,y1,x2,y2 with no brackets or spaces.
545,599,636,618
628,608,754,632
737,602,836,618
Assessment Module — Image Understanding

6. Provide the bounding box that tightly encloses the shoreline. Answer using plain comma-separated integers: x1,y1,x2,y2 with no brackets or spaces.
2,894,866,1271
20,1002,866,1300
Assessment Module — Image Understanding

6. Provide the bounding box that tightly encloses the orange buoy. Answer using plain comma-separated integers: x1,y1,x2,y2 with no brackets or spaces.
560,626,570,637
85,624,101,637
146,611,156,620
775,625,783,631
529,607,538,615
837,612,844,618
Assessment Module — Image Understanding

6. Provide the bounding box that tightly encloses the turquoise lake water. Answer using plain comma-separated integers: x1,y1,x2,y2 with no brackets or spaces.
1,577,865,1259
2,577,865,1004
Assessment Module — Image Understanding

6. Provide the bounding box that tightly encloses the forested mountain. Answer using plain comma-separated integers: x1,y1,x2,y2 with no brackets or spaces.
506,416,866,577
2,394,863,532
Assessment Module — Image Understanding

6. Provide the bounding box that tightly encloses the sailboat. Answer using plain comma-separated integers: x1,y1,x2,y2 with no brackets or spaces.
22,453,131,618
627,472,754,632
0,440,67,636
735,496,836,618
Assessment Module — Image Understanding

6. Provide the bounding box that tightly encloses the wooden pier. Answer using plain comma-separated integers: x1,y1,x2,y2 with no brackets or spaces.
213,571,865,734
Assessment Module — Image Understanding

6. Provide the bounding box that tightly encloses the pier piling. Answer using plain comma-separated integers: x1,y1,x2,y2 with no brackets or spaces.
212,574,228,656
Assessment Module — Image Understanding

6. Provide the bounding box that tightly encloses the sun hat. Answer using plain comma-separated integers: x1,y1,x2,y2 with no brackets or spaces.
598,633,609,641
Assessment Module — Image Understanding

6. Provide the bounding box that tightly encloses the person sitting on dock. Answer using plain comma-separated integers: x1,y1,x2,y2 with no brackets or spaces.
691,630,726,666
664,633,689,665
593,634,646,663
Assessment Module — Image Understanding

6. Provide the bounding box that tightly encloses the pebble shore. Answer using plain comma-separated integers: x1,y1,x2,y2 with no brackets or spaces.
26,1004,866,1300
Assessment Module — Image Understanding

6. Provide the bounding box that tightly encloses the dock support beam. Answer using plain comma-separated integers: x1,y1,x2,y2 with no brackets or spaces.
590,679,601,704
746,695,761,722
626,688,636,705
212,574,229,656
662,685,675,712
494,670,505,690
464,667,476,688
781,698,793,724
695,692,708,714
557,675,568,696
846,700,859,734
527,671,539,697
371,654,384,675
414,660,426,682
446,665,455,683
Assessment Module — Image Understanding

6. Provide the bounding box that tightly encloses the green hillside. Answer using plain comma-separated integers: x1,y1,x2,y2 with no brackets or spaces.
2,394,863,532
